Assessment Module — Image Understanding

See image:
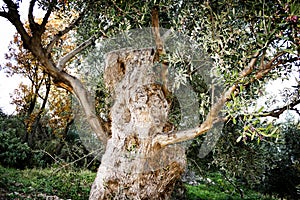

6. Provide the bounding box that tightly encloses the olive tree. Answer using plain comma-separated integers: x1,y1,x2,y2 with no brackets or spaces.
0,0,299,199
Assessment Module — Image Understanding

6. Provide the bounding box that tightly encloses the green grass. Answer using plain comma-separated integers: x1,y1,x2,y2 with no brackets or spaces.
0,165,277,200
186,184,272,200
0,165,96,199
185,172,277,200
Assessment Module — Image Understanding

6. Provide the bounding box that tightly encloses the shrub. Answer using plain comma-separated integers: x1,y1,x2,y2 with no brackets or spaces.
0,130,31,168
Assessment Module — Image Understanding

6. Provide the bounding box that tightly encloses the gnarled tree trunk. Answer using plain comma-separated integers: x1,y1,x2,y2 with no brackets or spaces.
89,48,186,199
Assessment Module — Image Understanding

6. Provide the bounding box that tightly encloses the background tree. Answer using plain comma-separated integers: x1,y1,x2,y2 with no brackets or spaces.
2,14,100,168
260,119,300,199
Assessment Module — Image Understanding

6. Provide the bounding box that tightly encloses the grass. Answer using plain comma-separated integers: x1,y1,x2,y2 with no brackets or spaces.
0,165,95,199
0,165,277,200
185,172,277,200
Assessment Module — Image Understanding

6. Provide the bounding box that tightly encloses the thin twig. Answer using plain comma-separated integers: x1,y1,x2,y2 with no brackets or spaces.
32,149,60,164
52,148,103,173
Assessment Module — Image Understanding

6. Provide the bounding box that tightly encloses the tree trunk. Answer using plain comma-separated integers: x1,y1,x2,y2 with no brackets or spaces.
89,48,186,199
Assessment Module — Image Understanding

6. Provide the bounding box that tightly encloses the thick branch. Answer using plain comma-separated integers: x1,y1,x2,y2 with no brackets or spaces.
1,0,31,47
57,36,95,70
0,11,9,18
240,51,260,77
28,0,37,28
1,0,108,146
3,0,17,10
66,76,109,145
151,6,170,98
151,6,165,55
153,50,287,147
152,85,236,147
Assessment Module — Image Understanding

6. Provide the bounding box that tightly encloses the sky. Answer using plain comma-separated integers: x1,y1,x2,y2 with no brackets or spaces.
0,1,44,114
0,14,19,114
256,74,299,124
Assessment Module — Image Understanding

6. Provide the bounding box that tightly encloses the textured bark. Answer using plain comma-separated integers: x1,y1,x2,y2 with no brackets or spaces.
89,48,186,199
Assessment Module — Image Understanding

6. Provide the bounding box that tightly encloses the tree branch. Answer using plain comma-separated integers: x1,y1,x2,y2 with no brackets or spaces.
255,52,285,79
3,0,17,10
46,8,85,53
152,84,236,147
41,0,56,28
28,0,37,28
1,0,31,48
57,36,95,70
152,6,165,55
151,6,170,99
260,99,300,118
1,0,109,147
240,51,260,77
152,50,288,147
292,108,300,116
0,11,9,18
